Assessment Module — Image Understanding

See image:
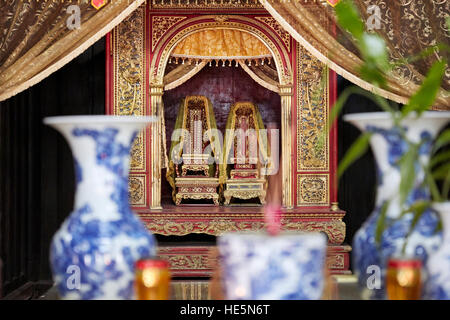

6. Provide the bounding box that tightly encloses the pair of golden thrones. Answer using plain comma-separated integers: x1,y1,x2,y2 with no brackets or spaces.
167,95,271,206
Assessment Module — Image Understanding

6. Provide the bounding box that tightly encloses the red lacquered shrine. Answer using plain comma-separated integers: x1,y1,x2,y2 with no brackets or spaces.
105,0,350,295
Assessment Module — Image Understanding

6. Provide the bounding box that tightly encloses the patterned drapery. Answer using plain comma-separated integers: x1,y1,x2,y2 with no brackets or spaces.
171,29,271,60
165,30,279,92
260,0,449,108
0,0,145,102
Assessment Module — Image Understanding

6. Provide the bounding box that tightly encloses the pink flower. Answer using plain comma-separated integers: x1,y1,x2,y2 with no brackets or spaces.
264,204,283,236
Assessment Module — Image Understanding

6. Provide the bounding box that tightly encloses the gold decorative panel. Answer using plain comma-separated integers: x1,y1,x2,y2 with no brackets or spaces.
151,16,187,51
129,174,146,206
255,17,291,52
162,254,208,270
297,45,329,172
114,6,145,116
297,174,329,206
130,131,145,171
327,253,345,270
114,5,146,173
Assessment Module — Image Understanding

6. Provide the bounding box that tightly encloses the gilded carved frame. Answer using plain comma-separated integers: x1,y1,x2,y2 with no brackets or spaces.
107,4,344,244
149,15,294,209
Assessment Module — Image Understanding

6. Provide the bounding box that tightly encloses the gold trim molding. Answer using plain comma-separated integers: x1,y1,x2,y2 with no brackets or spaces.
150,0,263,9
145,217,345,244
255,16,291,52
150,85,164,209
280,84,293,208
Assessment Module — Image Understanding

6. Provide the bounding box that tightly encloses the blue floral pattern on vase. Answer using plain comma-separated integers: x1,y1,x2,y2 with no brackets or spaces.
45,117,157,300
344,113,449,300
218,233,327,300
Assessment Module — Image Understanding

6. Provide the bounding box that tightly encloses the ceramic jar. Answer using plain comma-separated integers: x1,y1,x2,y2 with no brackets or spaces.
218,232,327,300
344,111,450,299
44,116,157,299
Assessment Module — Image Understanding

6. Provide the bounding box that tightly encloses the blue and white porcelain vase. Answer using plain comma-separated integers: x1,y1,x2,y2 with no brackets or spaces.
425,202,450,299
44,115,157,300
344,111,450,299
218,232,327,300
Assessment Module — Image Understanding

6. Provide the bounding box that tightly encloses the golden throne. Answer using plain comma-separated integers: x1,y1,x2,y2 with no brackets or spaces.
220,102,269,205
167,95,220,206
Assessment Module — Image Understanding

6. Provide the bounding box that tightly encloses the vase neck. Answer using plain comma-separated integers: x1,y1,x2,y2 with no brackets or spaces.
346,116,448,217
71,126,137,216
49,122,145,217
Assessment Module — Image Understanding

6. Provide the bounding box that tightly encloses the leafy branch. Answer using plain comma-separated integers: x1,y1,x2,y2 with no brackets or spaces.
330,0,449,250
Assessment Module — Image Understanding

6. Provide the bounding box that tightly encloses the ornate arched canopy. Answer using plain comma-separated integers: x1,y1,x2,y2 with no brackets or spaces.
150,16,293,87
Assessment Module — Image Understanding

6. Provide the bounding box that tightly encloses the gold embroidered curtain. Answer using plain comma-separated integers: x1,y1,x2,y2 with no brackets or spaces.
171,29,271,60
260,0,449,108
165,29,279,92
0,0,145,102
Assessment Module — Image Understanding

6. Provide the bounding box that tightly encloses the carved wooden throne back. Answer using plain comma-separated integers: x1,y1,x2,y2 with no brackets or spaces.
178,96,215,177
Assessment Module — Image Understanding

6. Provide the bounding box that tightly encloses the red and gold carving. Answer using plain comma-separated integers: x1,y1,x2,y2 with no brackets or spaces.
297,174,329,207
151,16,187,51
129,174,146,206
113,5,147,174
106,2,347,276
297,46,329,172
130,131,145,171
255,16,291,52
157,245,351,278
144,213,345,244
150,0,263,10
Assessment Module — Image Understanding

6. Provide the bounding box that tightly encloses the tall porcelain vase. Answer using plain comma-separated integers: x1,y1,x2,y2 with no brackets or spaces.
344,111,450,299
44,116,157,300
425,202,450,299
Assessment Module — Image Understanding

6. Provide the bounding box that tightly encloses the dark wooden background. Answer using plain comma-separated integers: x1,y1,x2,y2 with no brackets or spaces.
0,37,379,297
0,39,106,297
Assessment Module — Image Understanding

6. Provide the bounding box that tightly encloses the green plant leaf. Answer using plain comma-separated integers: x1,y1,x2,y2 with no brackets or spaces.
327,86,395,137
433,128,450,153
402,60,447,117
360,34,389,70
434,219,443,234
398,143,420,207
359,34,390,87
334,0,365,40
432,162,450,180
358,63,387,88
392,43,450,67
401,200,431,254
337,132,372,179
423,161,443,202
430,149,450,168
375,201,390,246
442,169,450,200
